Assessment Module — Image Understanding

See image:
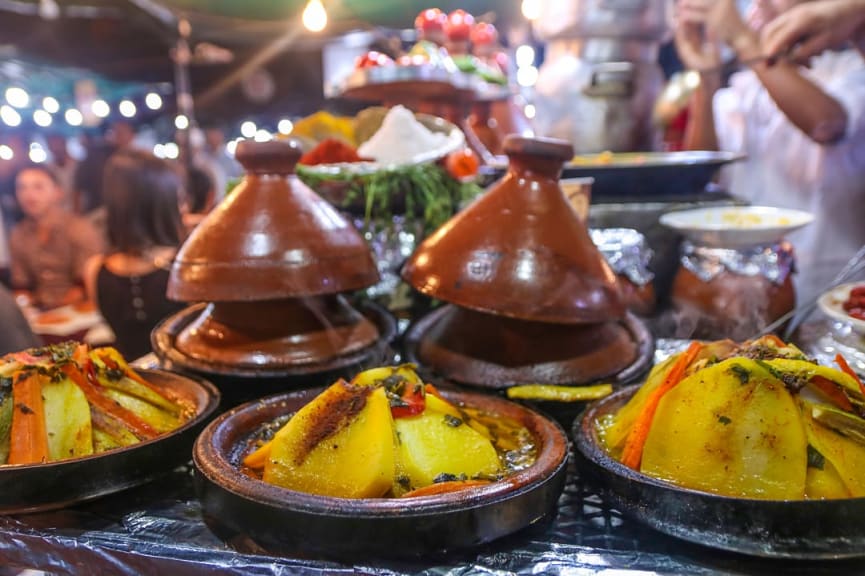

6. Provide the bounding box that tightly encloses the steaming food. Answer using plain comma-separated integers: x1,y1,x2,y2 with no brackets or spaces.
241,365,536,498
598,336,865,499
0,342,194,465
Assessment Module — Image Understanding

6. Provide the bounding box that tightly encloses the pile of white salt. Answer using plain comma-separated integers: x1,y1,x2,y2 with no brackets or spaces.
358,105,451,164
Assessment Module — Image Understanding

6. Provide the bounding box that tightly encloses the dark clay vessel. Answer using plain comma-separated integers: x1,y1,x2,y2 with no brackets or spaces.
575,386,865,559
193,387,568,558
403,136,651,388
169,139,379,303
161,139,385,372
403,136,624,325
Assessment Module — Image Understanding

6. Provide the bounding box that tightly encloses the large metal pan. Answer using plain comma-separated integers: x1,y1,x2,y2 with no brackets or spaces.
0,369,220,514
561,150,745,199
193,387,568,558
574,385,865,559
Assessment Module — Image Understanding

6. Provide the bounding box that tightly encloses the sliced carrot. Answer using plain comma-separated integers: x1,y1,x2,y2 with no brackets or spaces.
761,334,786,348
94,349,174,403
400,479,491,498
242,439,273,470
835,353,865,398
810,375,855,412
8,372,49,465
61,364,158,440
621,341,703,470
424,383,445,401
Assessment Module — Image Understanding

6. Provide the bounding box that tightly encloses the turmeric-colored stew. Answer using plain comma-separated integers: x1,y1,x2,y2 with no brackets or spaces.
0,342,194,465
241,365,537,498
598,335,865,500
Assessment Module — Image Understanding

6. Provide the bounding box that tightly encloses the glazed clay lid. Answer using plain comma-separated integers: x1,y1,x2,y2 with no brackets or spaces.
402,135,625,324
168,139,380,303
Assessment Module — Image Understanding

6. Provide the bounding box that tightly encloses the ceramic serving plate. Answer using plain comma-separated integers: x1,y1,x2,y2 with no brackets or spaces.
0,369,220,514
659,205,814,248
193,387,568,558
574,385,865,559
818,282,865,335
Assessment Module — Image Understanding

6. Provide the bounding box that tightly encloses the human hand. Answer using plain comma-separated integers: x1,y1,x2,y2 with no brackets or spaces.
675,0,759,66
674,0,721,71
761,0,865,60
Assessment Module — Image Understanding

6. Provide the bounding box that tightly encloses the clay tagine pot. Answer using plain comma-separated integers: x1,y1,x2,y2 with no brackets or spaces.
166,139,381,368
403,136,651,387
403,135,624,325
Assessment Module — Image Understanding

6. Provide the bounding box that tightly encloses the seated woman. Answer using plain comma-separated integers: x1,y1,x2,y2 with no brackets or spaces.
10,164,104,309
84,150,187,359
677,0,865,302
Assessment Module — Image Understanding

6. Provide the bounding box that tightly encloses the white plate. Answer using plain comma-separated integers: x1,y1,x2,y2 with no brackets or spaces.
659,205,814,248
818,282,865,334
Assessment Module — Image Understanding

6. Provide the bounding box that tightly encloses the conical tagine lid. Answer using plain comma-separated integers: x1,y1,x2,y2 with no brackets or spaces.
168,139,379,302
402,135,624,324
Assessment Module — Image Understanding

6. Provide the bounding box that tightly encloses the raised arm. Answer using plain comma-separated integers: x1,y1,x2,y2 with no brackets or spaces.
679,0,850,144
762,0,865,60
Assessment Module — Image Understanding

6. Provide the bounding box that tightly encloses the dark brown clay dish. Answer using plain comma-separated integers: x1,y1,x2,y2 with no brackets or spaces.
574,385,865,559
193,387,568,558
404,304,654,389
152,300,397,378
0,369,220,514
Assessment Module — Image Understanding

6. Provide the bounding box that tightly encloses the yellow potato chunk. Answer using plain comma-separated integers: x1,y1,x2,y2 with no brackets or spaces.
264,382,394,498
394,401,501,491
804,403,865,498
641,359,807,499
42,378,93,461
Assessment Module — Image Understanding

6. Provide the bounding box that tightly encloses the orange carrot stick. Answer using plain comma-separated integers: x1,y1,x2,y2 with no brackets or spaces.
242,439,273,470
8,372,49,465
810,376,855,412
61,364,158,440
835,353,865,398
621,341,703,470
400,479,491,498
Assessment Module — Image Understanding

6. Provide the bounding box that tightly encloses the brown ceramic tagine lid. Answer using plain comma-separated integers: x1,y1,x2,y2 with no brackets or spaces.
162,138,382,371
402,135,624,324
168,139,380,303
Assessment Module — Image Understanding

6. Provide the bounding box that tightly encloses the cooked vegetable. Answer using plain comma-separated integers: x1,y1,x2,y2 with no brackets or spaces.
506,383,613,402
599,336,865,499
245,365,535,499
0,342,193,466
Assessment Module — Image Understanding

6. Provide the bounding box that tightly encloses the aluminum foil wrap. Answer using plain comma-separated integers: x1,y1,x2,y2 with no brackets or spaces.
590,228,655,287
680,241,795,285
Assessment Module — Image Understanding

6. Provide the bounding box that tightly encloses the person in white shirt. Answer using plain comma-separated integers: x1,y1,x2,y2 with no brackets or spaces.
676,0,865,303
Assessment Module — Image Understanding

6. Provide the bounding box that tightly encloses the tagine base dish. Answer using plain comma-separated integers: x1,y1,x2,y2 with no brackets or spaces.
0,370,219,514
574,385,865,559
193,387,568,558
404,305,654,389
152,301,396,379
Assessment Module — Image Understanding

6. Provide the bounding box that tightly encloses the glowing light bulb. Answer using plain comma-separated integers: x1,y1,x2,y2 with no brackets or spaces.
5,87,29,108
278,118,293,134
302,0,327,32
65,108,83,126
145,92,163,110
1,105,21,127
164,142,179,159
254,129,272,142
240,121,256,138
33,109,52,127
516,45,535,69
29,144,47,163
119,100,137,118
517,65,539,87
175,114,189,130
0,145,13,161
91,99,110,118
524,104,536,119
42,97,59,114
521,0,541,20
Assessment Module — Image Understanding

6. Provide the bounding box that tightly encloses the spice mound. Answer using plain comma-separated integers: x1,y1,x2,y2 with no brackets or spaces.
0,342,194,465
241,365,536,498
598,336,865,500
357,105,451,165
